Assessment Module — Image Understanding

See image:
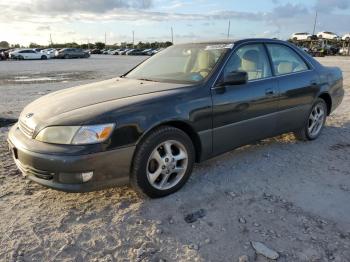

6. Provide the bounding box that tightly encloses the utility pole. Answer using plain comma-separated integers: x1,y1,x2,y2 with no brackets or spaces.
227,20,231,39
49,33,53,47
104,32,107,47
312,11,318,35
132,30,135,48
171,26,174,44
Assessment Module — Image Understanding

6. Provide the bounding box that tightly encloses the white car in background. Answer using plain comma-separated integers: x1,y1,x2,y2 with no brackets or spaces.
41,48,56,58
9,49,48,60
317,31,339,40
290,32,313,41
339,47,349,55
342,33,350,41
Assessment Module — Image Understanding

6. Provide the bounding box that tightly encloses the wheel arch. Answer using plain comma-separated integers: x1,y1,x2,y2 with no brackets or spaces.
318,92,332,115
135,120,202,163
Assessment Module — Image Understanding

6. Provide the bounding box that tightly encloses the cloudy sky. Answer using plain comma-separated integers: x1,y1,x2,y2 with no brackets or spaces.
1,0,350,46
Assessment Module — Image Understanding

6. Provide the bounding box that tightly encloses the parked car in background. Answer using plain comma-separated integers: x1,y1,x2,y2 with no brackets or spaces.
55,48,90,59
317,31,339,40
41,48,56,58
126,49,145,55
7,39,344,197
90,49,102,54
290,32,313,41
339,47,350,55
0,49,9,60
118,49,131,55
9,49,48,60
342,33,350,41
324,44,339,56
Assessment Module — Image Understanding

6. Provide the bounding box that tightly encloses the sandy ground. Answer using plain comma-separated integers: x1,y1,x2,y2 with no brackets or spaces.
0,55,349,262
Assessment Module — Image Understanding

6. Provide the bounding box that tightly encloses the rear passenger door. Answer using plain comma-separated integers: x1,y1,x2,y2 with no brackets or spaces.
265,44,320,133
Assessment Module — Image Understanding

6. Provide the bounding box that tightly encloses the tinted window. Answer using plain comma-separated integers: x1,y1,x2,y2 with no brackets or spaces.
266,44,308,75
224,44,272,81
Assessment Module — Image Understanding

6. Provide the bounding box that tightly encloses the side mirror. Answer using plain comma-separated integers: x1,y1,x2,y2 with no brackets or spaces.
221,71,248,86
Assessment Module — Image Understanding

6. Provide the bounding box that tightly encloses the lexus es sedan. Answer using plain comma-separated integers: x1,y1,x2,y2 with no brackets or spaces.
8,39,344,198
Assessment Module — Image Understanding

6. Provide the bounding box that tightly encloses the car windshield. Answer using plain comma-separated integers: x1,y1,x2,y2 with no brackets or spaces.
125,43,231,84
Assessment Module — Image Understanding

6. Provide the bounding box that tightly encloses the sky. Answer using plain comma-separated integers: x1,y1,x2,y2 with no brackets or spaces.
1,0,350,46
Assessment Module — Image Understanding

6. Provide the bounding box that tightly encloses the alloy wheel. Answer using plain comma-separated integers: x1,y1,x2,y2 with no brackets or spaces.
308,104,325,137
146,140,188,190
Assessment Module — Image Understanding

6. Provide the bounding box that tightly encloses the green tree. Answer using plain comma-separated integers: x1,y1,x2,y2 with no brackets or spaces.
29,43,42,48
95,42,105,49
0,41,9,48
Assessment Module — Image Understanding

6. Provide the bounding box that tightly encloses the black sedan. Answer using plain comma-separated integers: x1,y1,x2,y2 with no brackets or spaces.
8,39,344,197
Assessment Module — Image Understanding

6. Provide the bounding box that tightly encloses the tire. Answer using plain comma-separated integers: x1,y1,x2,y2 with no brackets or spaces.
346,37,350,42
294,98,327,141
293,37,298,41
64,54,69,59
18,55,24,60
130,126,195,198
41,55,47,60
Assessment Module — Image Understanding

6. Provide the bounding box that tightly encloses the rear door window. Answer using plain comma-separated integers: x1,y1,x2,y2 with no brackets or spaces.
266,44,309,76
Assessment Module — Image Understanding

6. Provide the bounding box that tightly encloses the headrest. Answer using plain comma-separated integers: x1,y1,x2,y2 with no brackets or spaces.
241,50,259,71
277,62,293,75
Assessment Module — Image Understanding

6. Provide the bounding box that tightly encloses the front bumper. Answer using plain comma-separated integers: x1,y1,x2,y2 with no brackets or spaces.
8,124,135,192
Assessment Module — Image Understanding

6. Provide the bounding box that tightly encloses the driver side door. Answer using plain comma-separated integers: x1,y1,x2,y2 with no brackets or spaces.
211,43,280,156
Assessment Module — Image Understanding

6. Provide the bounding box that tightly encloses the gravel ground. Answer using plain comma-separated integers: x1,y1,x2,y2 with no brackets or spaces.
0,55,349,262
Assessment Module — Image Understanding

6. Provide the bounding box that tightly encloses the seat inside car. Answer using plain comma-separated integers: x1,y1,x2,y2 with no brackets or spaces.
240,50,262,80
277,62,293,75
192,50,216,78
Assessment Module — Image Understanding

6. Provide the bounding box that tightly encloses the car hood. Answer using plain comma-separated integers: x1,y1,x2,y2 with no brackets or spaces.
20,77,188,130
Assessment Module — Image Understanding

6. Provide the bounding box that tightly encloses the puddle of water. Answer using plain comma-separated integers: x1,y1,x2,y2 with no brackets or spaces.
0,71,98,85
13,76,69,82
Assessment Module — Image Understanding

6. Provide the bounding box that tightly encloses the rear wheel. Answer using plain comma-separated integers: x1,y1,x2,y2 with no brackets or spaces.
294,98,327,141
130,126,195,198
18,55,24,60
41,55,47,60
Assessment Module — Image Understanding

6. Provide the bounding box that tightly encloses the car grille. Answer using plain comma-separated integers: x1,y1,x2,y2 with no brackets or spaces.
19,120,35,138
15,159,54,180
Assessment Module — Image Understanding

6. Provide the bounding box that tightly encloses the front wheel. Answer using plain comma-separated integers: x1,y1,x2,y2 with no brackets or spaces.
294,98,327,141
130,126,195,198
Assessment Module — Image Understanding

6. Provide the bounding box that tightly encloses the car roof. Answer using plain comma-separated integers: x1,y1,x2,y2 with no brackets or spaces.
176,38,288,46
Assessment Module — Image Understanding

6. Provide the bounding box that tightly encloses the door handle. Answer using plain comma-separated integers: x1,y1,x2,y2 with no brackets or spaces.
265,88,275,96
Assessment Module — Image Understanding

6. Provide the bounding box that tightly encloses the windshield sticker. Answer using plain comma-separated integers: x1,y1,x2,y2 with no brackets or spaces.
205,44,234,50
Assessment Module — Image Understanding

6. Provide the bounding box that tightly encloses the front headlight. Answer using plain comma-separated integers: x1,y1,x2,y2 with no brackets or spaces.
35,124,115,145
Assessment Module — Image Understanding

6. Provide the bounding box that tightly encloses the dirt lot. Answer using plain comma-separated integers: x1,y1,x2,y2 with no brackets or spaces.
0,55,349,262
